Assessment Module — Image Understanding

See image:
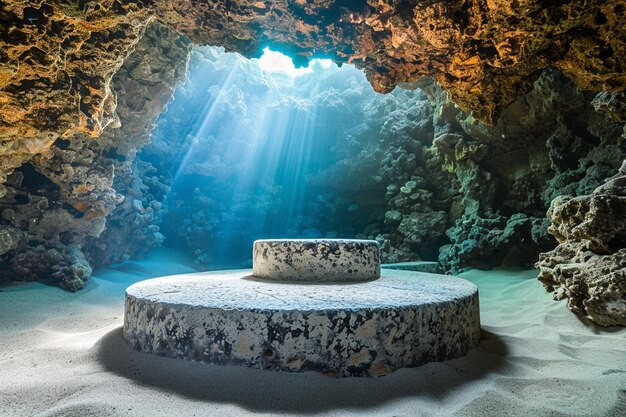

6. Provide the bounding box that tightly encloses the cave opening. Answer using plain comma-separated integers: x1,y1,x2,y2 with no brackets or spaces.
95,42,625,277
138,46,424,268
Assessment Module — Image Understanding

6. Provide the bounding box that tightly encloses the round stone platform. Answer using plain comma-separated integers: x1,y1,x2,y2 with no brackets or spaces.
253,239,380,282
123,269,481,377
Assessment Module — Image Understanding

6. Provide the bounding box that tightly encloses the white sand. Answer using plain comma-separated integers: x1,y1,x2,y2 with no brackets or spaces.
1,249,624,417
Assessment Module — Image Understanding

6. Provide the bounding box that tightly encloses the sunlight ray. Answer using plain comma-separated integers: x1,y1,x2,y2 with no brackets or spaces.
151,46,378,267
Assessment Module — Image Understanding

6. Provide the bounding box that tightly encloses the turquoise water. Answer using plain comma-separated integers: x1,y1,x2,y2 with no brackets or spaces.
140,47,424,268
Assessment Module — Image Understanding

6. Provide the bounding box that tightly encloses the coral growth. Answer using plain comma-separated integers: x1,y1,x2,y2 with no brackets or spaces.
434,71,625,272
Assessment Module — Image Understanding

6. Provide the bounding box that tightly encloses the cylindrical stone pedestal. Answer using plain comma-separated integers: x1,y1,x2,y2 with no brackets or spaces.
124,271,480,377
123,239,481,377
253,239,380,281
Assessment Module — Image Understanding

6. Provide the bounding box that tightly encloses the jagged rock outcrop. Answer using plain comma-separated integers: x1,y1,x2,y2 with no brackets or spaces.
537,161,626,327
0,22,189,289
0,162,107,287
84,22,190,267
0,1,150,198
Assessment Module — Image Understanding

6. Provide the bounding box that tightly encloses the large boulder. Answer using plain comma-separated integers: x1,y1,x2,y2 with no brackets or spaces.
537,161,626,326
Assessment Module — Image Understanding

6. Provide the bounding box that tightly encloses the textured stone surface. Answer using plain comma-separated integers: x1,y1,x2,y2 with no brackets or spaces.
536,161,626,327
0,21,189,289
433,71,626,272
124,269,480,377
253,239,380,282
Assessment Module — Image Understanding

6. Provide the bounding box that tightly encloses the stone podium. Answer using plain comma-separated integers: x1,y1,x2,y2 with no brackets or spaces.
123,239,481,377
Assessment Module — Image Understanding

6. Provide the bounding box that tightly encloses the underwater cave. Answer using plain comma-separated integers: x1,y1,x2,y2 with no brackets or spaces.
0,1,625,416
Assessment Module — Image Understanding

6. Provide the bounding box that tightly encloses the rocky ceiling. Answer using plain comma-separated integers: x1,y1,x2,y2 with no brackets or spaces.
1,0,625,163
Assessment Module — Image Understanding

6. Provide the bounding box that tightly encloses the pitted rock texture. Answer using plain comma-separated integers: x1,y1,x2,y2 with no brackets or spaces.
0,21,189,289
0,1,150,197
431,71,626,272
123,270,480,377
253,239,380,282
537,161,626,327
298,68,625,272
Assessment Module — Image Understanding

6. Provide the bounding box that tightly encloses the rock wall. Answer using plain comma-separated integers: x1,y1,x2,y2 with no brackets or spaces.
0,0,150,198
537,120,626,327
0,22,189,289
434,72,626,272
83,23,190,268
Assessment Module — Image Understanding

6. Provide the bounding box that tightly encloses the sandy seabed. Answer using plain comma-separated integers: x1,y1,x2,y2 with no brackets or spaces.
0,248,624,417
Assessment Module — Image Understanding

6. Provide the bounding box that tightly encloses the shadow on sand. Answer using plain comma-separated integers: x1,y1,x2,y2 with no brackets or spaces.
96,327,508,413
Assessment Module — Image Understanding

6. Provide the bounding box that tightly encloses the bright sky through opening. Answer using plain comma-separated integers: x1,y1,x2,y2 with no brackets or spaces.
257,47,334,77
